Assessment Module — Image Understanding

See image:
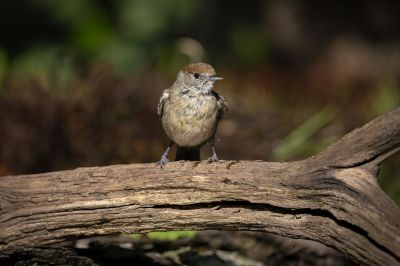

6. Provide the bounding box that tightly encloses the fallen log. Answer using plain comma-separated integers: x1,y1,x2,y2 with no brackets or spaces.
1,108,399,265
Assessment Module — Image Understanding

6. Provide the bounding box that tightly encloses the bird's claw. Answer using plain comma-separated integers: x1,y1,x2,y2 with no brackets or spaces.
156,155,169,168
207,154,219,163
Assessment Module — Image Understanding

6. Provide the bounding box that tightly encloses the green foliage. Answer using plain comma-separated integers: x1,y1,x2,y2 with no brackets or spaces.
128,231,197,241
231,23,270,65
29,0,198,72
378,155,400,204
371,78,400,204
9,46,76,90
371,78,400,116
273,106,337,160
35,0,113,55
147,231,197,240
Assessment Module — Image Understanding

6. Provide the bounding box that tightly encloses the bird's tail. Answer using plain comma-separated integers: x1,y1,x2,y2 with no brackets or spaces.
175,147,200,161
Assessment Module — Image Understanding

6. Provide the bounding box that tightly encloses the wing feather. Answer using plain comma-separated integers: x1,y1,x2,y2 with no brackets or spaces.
157,89,170,118
212,90,228,119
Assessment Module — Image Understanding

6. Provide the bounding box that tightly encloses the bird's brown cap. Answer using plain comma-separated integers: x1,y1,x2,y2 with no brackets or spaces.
182,63,216,75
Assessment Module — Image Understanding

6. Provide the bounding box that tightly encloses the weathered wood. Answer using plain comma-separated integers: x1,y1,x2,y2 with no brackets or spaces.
1,108,399,265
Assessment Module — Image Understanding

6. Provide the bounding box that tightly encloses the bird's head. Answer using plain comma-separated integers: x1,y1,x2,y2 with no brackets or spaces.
174,63,223,95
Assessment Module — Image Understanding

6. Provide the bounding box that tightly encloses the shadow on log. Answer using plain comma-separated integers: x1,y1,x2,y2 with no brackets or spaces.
0,108,399,265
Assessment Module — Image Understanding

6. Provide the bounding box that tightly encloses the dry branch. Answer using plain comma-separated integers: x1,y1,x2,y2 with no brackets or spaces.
1,108,400,265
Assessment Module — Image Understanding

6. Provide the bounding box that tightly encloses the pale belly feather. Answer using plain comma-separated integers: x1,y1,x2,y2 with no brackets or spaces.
162,96,218,147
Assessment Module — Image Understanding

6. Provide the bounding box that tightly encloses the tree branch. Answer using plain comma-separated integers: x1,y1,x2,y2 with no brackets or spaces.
1,108,399,265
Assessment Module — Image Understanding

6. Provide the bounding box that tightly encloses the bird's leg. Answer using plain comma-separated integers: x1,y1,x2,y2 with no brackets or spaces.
156,141,174,168
207,138,219,163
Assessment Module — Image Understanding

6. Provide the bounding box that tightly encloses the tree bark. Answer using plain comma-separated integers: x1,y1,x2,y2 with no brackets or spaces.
1,107,399,265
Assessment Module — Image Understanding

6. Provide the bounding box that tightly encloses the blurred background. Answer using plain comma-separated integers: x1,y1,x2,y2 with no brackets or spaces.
0,1,399,203
1,1,399,264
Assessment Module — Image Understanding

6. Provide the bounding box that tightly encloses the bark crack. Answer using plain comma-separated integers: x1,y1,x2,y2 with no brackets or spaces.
153,200,400,262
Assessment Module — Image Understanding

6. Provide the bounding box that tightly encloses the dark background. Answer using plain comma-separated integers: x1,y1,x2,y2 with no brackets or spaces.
0,0,399,205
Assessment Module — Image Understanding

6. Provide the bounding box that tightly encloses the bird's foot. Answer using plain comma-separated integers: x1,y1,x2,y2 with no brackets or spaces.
207,154,219,163
156,155,169,168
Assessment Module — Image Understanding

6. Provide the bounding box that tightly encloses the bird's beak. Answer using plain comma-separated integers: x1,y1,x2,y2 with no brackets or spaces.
209,75,223,81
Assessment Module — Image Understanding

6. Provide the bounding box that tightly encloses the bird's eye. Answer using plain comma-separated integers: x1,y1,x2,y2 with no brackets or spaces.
193,73,200,79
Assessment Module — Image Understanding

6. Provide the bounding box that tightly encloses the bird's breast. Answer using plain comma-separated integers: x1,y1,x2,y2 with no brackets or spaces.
161,96,218,147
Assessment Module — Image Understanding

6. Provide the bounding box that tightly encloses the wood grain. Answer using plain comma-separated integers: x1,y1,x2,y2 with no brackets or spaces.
1,107,399,265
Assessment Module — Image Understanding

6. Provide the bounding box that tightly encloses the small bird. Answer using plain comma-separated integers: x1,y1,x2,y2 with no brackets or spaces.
156,63,227,167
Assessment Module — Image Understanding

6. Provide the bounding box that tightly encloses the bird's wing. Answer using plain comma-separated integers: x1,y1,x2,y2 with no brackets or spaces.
157,89,170,118
212,90,228,119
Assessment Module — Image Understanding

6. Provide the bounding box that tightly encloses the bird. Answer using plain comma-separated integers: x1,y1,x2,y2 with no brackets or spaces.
156,62,228,167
